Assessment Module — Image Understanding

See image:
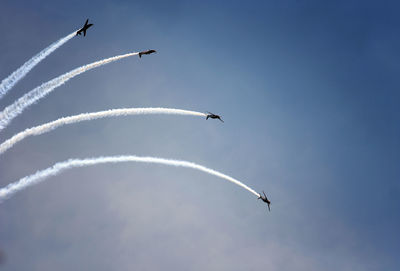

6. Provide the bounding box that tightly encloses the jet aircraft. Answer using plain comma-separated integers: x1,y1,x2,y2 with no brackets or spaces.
76,19,93,36
258,191,271,211
206,112,224,122
139,50,157,58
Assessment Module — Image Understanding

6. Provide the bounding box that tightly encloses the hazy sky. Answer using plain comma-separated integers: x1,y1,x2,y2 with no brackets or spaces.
0,1,399,270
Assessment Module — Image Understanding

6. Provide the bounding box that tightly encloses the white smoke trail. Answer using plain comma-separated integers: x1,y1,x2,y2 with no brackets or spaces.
0,31,76,100
0,108,206,155
0,51,139,131
0,155,261,203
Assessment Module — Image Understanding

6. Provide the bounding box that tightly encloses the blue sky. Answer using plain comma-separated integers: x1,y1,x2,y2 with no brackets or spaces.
0,0,399,270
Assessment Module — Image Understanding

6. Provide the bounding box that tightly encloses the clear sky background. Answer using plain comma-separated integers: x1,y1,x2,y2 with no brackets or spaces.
0,0,399,270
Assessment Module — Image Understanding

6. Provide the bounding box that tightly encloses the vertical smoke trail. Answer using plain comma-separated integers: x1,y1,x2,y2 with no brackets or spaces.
0,51,139,132
0,155,261,202
0,32,76,100
0,108,207,155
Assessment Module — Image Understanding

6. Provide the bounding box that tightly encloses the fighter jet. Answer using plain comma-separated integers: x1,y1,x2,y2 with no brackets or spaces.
76,19,93,36
139,50,157,58
206,112,224,122
258,191,271,211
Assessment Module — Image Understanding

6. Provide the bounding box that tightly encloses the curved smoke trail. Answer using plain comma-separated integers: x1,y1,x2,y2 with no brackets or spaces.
0,32,76,100
0,51,139,132
0,155,260,202
0,108,206,155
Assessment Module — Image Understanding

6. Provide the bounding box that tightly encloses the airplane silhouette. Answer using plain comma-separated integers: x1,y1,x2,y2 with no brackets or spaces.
258,191,271,211
139,50,157,58
206,112,224,122
76,19,93,36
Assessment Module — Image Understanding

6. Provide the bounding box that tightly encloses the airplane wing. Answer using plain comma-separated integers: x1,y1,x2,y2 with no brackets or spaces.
85,19,89,26
83,29,87,36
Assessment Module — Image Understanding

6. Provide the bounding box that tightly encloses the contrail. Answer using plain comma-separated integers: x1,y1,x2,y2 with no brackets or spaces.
0,51,139,131
0,31,76,100
0,108,206,155
0,155,261,203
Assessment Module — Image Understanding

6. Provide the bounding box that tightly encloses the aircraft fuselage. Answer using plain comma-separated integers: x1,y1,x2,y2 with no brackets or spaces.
76,19,93,36
139,50,157,58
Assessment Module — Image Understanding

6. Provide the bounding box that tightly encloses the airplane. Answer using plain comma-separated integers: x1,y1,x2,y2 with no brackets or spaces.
206,112,224,122
258,191,271,211
139,50,157,58
76,19,93,36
